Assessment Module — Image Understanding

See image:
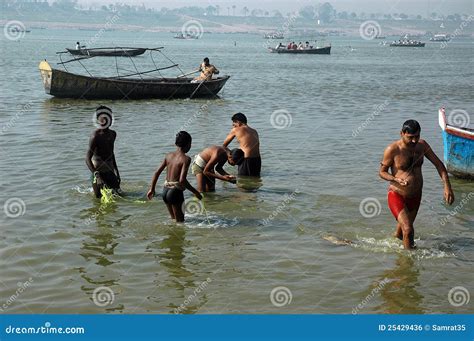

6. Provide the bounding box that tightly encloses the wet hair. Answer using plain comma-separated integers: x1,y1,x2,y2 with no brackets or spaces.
232,113,247,124
230,148,244,165
175,131,192,148
401,120,421,134
203,57,209,64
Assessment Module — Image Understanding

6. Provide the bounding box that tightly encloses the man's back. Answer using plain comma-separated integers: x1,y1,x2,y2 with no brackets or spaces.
235,125,260,158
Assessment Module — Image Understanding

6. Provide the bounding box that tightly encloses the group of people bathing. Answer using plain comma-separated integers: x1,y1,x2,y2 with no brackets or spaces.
275,41,314,50
86,106,456,251
86,107,261,223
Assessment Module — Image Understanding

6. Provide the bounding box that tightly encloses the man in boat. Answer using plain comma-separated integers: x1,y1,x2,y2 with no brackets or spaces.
191,146,244,192
379,119,454,250
193,57,219,82
147,131,202,222
223,113,261,177
86,106,121,199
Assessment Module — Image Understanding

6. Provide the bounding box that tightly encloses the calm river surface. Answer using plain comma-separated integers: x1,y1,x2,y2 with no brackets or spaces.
0,29,473,313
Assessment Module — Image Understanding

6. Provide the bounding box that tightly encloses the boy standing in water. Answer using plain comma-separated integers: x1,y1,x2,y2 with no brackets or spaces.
379,120,454,250
147,131,202,222
86,106,121,199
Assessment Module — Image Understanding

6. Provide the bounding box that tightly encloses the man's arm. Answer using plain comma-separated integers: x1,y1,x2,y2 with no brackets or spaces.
204,155,233,182
85,134,97,173
223,128,236,148
111,131,120,182
147,158,167,200
423,141,454,205
379,144,407,186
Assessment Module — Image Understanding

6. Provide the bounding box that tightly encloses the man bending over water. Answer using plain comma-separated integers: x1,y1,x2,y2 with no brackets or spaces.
147,131,202,222
86,106,121,198
379,119,454,249
223,113,261,177
191,146,244,192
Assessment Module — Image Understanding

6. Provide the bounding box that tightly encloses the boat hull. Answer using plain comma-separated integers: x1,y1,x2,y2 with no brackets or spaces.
438,108,474,179
66,48,147,57
39,62,229,99
268,46,331,54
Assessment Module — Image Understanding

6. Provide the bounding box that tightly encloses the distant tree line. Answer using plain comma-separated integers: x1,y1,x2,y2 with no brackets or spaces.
1,0,469,22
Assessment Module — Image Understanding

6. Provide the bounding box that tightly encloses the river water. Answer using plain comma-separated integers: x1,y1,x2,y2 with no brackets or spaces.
0,29,473,314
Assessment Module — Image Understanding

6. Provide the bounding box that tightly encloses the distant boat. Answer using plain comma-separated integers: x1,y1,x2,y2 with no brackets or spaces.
174,33,199,39
375,36,386,39
10,28,30,33
268,46,331,54
66,47,147,57
389,40,425,47
438,107,474,179
430,34,450,42
264,33,284,39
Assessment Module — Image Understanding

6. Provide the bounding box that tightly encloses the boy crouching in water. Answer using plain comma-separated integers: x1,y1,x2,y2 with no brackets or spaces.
147,131,202,222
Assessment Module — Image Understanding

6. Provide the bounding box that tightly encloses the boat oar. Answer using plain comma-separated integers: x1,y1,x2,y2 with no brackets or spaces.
177,69,200,78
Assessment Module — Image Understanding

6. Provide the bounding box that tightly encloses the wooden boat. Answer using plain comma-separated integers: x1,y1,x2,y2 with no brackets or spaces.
38,60,229,99
268,46,331,54
66,47,147,57
389,40,425,47
438,107,474,179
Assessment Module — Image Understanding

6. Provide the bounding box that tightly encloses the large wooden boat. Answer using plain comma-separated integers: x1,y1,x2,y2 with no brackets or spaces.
39,48,229,99
268,46,331,54
66,47,147,57
438,107,474,179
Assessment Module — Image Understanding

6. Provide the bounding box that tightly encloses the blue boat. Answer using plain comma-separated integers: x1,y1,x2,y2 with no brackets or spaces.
438,108,474,179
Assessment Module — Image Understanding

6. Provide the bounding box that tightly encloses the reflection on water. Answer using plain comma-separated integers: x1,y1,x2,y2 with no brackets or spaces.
146,226,208,314
78,200,125,312
376,255,424,314
237,176,263,192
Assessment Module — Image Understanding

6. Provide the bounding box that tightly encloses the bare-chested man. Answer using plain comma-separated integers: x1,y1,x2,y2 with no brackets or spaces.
379,119,454,249
147,131,202,222
223,113,261,177
86,106,121,198
193,57,219,82
191,146,244,192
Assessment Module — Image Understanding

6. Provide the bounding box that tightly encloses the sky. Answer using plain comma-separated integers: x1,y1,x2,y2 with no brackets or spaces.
78,0,473,15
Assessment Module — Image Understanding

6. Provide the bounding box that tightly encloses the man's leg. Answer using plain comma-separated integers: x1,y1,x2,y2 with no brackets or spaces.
196,173,205,192
397,208,416,250
172,204,185,222
394,223,403,240
165,203,176,220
